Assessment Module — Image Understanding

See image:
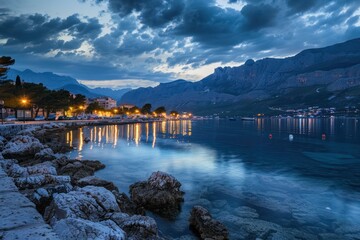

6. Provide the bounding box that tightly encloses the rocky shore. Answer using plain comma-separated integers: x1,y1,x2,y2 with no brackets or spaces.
0,122,228,240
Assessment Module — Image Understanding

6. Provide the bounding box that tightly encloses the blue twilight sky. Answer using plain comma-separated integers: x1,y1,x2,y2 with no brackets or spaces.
0,0,360,89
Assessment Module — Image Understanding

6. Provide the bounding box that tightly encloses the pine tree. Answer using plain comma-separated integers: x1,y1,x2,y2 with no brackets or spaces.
15,75,21,87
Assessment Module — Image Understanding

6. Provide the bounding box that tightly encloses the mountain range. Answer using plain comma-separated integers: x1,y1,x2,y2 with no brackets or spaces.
7,69,130,102
121,38,360,115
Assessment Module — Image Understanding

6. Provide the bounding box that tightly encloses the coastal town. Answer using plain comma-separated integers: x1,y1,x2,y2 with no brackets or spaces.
0,75,193,123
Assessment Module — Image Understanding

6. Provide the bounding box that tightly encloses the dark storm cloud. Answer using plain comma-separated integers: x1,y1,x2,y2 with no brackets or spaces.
172,1,279,47
285,0,318,13
241,4,279,31
2,0,360,83
0,13,102,53
97,0,280,48
104,0,185,28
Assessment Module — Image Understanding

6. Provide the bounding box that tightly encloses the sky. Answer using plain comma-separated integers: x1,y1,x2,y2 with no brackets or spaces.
0,0,359,89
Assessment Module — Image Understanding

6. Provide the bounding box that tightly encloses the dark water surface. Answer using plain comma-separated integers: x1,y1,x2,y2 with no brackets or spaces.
65,118,360,239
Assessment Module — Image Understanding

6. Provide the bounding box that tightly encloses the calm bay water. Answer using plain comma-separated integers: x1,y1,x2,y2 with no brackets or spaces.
65,118,360,239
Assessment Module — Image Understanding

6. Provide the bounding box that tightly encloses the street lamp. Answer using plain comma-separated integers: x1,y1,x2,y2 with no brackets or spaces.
0,100,4,124
21,98,28,123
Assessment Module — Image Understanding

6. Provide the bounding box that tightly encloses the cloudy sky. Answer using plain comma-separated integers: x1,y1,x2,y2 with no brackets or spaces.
0,0,359,89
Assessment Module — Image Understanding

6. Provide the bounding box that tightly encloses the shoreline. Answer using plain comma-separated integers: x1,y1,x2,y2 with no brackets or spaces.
0,121,164,239
0,121,228,239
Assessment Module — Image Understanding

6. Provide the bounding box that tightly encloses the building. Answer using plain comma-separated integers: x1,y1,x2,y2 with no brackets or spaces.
119,104,135,111
94,97,117,110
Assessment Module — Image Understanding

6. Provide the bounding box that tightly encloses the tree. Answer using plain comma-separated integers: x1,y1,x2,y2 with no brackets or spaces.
141,103,152,114
170,110,179,116
0,56,15,79
71,94,86,107
15,75,22,87
154,106,166,114
129,106,140,114
86,102,104,114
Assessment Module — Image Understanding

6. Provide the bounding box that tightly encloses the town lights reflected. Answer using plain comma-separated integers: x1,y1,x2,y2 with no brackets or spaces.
134,123,141,146
78,128,83,151
65,120,193,151
152,122,157,148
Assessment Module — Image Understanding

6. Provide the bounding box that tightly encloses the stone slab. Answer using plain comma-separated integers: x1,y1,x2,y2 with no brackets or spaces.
0,176,18,192
2,223,60,240
0,206,43,231
0,166,7,177
0,191,35,209
0,166,60,239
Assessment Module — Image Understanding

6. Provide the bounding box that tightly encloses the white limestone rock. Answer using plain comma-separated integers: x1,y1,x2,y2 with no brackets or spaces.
45,186,119,224
77,176,119,192
2,135,44,159
17,126,41,136
79,186,120,213
108,212,159,240
14,175,71,190
6,161,57,178
148,171,182,191
0,159,17,171
53,218,125,240
34,148,56,161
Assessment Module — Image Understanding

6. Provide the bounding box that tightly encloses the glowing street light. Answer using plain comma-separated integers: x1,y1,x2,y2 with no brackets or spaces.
20,98,28,123
21,98,28,105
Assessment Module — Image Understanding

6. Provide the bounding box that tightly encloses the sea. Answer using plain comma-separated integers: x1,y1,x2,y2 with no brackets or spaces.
65,117,360,239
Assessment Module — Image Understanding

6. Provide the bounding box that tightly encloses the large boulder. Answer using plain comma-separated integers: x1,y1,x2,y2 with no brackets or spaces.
57,159,105,181
44,186,120,225
129,171,184,219
82,160,106,171
2,135,44,160
189,206,229,240
27,183,73,214
77,176,119,192
34,148,56,161
53,218,125,240
108,212,160,240
112,191,145,216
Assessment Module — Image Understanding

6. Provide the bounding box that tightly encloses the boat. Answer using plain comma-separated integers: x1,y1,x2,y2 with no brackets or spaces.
241,117,255,121
228,117,236,121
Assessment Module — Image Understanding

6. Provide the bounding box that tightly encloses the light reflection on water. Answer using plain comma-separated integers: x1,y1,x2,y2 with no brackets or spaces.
65,119,360,239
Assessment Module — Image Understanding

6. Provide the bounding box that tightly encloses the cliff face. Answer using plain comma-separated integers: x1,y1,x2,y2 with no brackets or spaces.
121,38,360,114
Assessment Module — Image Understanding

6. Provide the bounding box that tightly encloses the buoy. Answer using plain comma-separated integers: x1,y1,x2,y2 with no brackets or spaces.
322,133,326,140
268,133,273,139
289,134,294,141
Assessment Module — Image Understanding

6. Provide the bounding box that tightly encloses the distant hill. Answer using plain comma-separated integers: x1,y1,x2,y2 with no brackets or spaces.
6,69,130,101
8,69,79,89
121,38,360,115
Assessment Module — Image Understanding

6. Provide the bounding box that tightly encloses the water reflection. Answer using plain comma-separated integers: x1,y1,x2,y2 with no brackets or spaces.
255,117,360,141
66,120,193,151
64,119,360,239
